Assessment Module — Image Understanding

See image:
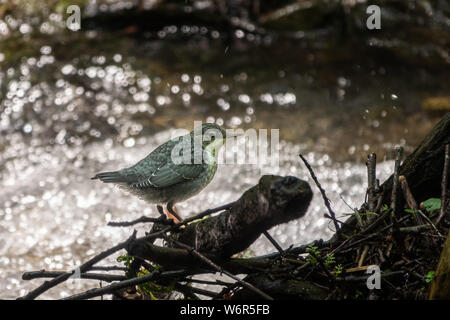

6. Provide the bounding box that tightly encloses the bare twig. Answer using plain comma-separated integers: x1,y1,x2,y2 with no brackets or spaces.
260,238,332,260
323,213,346,225
366,153,377,215
334,215,411,254
90,266,128,272
399,225,432,233
308,250,335,281
299,154,340,233
186,202,236,223
259,0,313,24
22,271,126,283
399,175,422,224
436,144,449,225
262,230,284,254
391,147,403,225
182,278,232,287
375,194,384,212
61,269,187,300
360,209,390,235
358,245,369,267
418,210,442,236
108,216,174,227
340,195,363,228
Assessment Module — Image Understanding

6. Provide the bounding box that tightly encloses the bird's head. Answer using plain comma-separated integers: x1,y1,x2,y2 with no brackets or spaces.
191,123,241,155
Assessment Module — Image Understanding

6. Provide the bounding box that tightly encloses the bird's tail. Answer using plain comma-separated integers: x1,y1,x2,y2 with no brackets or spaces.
91,171,128,183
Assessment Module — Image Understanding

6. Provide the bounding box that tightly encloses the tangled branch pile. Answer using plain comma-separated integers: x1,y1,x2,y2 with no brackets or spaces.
20,113,450,300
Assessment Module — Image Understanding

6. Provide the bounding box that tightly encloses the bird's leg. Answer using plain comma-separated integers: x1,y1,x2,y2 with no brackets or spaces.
167,201,183,223
156,205,165,217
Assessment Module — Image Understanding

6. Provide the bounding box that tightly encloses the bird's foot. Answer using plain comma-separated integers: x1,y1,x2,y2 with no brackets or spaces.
156,204,182,224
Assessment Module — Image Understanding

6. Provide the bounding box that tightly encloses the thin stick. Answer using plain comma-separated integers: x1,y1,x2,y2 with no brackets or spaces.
184,202,236,223
333,215,411,254
340,194,363,228
418,210,442,236
108,216,174,227
165,236,273,300
182,278,232,286
308,250,335,281
358,245,369,267
336,271,404,282
399,175,422,224
360,209,390,235
262,230,284,254
22,271,126,283
366,153,377,215
391,147,403,224
19,230,137,300
399,225,432,233
61,269,186,300
299,154,340,233
90,266,128,272
436,144,449,225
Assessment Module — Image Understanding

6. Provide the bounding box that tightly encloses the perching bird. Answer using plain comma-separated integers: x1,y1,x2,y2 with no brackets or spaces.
92,123,240,222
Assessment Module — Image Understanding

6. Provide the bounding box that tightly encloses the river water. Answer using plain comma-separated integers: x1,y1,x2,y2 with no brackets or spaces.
0,6,447,299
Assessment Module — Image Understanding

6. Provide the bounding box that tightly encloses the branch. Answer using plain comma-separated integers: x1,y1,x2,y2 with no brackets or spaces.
436,143,449,225
61,269,187,300
366,152,377,214
108,216,173,227
299,154,340,233
22,271,126,283
262,230,284,254
399,175,422,224
391,146,403,222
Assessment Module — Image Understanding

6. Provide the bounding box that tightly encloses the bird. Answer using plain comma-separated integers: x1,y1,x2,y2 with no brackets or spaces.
92,123,241,222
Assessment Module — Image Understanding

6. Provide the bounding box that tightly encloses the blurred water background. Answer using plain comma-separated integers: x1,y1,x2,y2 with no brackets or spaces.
0,0,448,299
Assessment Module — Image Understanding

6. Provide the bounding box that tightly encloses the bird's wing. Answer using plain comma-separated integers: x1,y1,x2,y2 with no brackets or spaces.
131,162,205,189
130,135,206,189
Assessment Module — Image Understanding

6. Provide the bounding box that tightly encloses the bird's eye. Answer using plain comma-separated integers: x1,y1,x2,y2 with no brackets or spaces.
210,136,216,141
